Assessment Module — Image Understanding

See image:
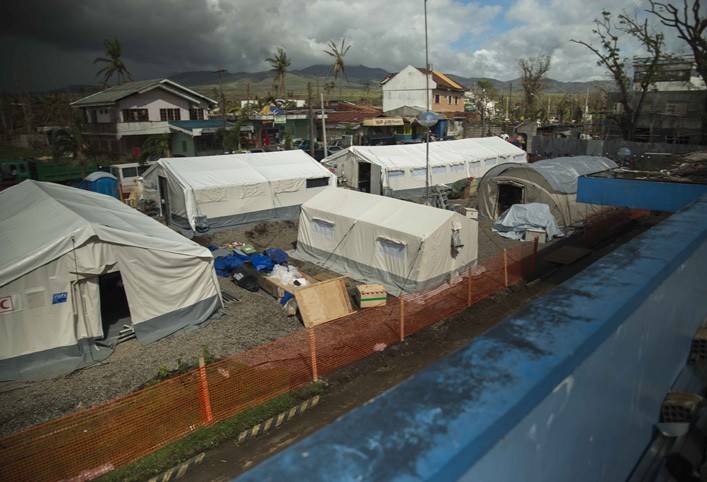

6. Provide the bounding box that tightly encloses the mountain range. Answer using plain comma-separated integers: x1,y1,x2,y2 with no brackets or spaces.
168,64,613,96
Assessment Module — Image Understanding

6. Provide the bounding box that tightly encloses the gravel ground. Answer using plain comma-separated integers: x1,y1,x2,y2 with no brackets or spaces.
0,216,520,437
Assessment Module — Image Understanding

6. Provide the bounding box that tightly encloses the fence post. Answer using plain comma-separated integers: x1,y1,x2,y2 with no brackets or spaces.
399,297,406,342
308,328,319,382
532,237,538,276
503,249,509,288
197,356,214,425
467,268,473,306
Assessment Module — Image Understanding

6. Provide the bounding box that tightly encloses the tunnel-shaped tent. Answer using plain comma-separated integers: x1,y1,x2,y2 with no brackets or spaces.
477,156,617,227
293,187,478,294
0,181,221,380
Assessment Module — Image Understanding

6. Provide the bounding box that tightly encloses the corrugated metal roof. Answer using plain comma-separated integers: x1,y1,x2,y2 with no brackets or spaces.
71,79,217,107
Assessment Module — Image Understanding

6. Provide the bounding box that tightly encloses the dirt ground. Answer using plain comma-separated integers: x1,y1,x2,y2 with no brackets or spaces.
0,217,520,438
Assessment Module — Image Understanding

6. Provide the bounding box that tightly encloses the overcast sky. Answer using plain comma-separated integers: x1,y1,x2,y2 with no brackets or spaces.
0,0,701,91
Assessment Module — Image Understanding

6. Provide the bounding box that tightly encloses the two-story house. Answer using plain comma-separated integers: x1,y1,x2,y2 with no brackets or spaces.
380,65,466,114
71,79,230,160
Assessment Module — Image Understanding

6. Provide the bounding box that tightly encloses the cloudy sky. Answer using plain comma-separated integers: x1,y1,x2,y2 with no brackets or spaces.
0,0,700,91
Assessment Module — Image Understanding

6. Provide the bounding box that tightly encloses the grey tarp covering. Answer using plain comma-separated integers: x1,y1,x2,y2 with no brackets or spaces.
492,203,562,240
529,156,617,193
0,181,222,380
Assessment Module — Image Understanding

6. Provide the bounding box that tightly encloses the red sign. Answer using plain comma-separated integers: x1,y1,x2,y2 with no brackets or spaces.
0,296,13,314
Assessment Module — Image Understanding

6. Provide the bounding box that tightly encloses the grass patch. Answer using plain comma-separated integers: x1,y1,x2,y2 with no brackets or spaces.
97,383,324,482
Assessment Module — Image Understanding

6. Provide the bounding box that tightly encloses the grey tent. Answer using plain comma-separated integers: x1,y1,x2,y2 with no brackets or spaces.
477,156,617,227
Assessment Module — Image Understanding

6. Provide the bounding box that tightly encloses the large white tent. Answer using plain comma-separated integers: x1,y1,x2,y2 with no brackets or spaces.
0,181,221,380
477,156,618,227
323,137,526,198
294,188,479,294
142,150,336,232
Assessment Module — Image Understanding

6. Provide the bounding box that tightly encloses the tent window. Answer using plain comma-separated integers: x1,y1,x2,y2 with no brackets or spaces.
411,168,427,177
377,237,406,259
312,218,335,239
450,164,465,172
306,177,330,188
431,166,447,175
388,170,404,177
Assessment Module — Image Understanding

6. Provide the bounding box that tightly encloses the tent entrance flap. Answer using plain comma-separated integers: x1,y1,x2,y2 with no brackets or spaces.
158,176,171,225
497,182,524,216
99,271,132,343
358,162,372,193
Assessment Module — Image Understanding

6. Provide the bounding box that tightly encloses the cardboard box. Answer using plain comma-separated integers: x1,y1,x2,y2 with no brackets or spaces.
356,284,387,308
258,272,317,300
524,228,547,244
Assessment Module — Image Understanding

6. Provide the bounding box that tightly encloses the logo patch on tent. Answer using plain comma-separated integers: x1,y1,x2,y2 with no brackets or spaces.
0,296,14,313
52,292,68,304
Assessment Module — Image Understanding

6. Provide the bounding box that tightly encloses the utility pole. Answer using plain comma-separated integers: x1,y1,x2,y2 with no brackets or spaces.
216,69,227,151
307,82,315,157
508,82,512,121
320,93,328,159
424,0,431,203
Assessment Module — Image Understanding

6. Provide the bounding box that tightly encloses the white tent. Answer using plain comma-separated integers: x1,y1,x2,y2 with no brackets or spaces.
322,137,527,198
294,188,479,294
142,150,336,232
477,156,618,227
0,181,221,380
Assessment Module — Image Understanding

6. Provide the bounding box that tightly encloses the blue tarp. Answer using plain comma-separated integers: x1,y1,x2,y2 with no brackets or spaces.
214,253,249,277
264,248,288,265
213,251,276,277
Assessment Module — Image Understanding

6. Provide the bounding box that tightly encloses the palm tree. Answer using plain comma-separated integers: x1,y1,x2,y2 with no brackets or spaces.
265,48,291,97
93,38,132,87
324,39,351,100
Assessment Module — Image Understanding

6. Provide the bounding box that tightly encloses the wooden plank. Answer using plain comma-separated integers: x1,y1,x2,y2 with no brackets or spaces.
544,246,592,265
295,277,355,328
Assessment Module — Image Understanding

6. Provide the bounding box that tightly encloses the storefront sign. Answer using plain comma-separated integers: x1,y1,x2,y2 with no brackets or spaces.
362,117,404,127
274,115,287,124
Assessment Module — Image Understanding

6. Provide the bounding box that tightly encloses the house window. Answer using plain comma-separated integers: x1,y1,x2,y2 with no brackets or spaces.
160,108,181,121
122,109,148,122
306,177,330,188
447,95,452,104
454,97,459,105
664,103,687,116
189,108,204,120
434,94,440,104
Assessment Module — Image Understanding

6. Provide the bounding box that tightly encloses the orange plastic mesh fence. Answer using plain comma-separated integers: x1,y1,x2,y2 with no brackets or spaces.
0,209,644,482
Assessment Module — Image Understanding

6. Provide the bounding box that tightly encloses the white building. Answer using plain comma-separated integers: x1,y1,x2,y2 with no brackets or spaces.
381,65,466,114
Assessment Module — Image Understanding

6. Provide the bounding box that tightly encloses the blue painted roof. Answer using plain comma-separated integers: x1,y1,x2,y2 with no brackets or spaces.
169,120,234,132
235,195,707,482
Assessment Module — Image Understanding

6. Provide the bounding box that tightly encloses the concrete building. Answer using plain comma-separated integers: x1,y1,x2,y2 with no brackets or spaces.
606,56,706,144
380,65,466,114
71,79,227,160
